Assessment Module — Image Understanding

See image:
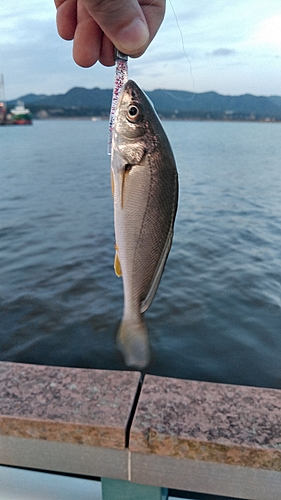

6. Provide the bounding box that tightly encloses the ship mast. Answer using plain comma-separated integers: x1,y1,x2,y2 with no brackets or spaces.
0,74,7,124
0,74,6,102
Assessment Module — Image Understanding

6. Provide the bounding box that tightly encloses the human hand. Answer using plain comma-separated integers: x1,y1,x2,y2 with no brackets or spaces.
54,0,166,67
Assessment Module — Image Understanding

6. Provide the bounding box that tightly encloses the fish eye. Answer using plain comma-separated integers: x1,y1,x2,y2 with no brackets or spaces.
127,104,140,122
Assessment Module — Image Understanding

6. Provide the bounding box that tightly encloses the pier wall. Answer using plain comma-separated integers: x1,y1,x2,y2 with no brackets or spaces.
0,361,281,499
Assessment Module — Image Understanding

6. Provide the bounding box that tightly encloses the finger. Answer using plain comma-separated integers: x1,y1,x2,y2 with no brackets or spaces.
139,0,166,49
73,18,103,67
55,0,77,40
54,0,67,6
99,35,115,66
82,0,150,56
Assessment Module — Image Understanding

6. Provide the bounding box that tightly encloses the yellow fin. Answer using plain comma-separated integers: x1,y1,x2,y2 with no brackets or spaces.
114,250,122,277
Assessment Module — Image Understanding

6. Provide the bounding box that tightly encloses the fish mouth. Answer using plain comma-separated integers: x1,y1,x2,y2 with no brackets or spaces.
122,80,142,101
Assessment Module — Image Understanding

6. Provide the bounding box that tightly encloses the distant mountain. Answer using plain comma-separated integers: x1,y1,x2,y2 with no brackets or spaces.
269,96,281,108
8,87,112,113
7,87,281,121
12,93,49,104
147,90,281,118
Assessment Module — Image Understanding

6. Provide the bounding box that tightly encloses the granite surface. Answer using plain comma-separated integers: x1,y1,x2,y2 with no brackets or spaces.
0,362,140,449
130,375,281,471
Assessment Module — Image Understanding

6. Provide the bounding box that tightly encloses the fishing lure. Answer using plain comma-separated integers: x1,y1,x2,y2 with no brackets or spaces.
108,49,128,155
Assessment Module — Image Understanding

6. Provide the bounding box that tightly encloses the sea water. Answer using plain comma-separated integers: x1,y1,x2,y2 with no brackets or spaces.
1,119,281,388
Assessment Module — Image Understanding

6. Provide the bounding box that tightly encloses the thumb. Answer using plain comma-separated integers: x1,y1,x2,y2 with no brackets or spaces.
82,0,151,56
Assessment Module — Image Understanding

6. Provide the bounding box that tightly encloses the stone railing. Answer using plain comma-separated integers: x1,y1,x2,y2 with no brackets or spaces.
0,361,281,500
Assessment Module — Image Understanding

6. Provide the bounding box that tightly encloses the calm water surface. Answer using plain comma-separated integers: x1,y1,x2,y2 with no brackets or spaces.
1,120,281,388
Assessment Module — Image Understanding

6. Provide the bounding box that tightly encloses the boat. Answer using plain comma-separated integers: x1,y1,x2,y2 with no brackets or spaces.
9,101,32,125
0,100,6,125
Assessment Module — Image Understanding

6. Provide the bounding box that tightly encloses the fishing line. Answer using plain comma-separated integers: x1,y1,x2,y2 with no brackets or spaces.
108,0,196,150
168,0,196,97
142,0,196,102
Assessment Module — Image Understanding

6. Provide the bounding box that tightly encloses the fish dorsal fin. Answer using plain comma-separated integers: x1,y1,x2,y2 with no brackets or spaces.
114,250,122,277
140,227,173,313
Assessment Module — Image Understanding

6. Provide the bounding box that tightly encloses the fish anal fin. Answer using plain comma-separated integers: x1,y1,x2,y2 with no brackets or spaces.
114,250,122,277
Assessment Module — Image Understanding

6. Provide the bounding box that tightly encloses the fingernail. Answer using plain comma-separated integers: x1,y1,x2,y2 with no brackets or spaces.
116,18,149,53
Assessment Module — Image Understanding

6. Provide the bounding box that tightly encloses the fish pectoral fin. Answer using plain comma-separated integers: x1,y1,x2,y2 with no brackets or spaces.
121,168,127,209
140,227,174,313
114,250,122,277
121,164,134,209
111,168,114,197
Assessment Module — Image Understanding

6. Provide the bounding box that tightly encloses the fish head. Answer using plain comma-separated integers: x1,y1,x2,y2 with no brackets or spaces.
113,80,159,164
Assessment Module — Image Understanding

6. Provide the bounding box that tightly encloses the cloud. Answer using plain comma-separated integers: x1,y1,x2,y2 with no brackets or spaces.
206,48,236,57
1,0,281,98
1,12,111,99
250,13,281,46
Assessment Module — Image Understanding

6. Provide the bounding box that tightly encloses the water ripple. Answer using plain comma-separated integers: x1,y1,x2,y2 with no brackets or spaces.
1,120,281,387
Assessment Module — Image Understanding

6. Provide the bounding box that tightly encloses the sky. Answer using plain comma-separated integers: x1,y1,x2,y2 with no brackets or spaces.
1,0,281,100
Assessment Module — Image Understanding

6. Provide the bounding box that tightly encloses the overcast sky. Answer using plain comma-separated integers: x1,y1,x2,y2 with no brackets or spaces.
1,0,281,100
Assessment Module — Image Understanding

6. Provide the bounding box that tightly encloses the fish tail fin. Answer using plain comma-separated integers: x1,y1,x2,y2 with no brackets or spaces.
117,317,150,369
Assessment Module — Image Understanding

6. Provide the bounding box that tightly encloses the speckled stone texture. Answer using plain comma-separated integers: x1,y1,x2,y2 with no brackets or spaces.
0,362,140,449
130,375,281,471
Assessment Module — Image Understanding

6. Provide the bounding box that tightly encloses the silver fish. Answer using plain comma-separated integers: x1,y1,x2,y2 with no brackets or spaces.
111,80,178,368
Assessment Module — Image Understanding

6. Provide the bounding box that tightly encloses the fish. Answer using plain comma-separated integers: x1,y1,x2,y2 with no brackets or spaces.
111,80,178,369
